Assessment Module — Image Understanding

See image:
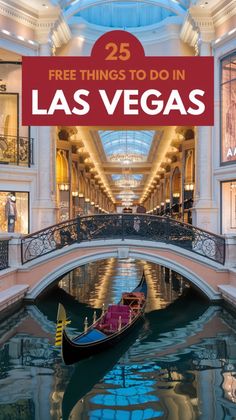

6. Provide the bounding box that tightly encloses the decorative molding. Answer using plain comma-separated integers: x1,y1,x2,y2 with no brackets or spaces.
0,32,38,53
212,29,236,50
51,15,72,48
180,12,199,47
193,16,215,37
0,2,71,47
0,1,37,29
35,18,58,44
181,9,215,47
34,16,71,46
212,0,236,28
183,0,236,47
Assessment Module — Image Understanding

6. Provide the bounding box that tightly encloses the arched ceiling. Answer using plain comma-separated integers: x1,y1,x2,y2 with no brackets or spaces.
64,0,188,26
77,126,181,207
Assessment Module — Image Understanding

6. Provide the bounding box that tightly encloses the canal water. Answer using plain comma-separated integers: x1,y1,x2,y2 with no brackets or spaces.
0,258,236,420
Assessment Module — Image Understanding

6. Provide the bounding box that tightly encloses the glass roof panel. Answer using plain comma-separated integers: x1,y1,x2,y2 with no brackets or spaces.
77,3,174,27
65,1,187,27
99,130,154,161
111,174,143,181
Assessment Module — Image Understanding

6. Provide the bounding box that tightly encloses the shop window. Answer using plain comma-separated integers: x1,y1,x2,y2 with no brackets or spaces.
221,181,236,234
0,93,18,137
0,191,29,234
221,52,236,164
72,162,79,218
0,63,31,166
56,150,70,221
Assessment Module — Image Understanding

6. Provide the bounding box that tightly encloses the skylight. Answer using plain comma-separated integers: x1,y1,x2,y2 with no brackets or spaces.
99,131,154,162
65,0,187,27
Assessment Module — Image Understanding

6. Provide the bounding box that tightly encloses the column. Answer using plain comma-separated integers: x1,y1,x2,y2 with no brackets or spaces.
90,180,95,214
192,40,218,232
32,42,56,229
84,173,91,214
78,169,85,214
94,185,99,213
78,194,85,214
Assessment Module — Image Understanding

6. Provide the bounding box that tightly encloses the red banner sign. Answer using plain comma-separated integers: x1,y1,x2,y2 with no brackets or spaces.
22,30,214,126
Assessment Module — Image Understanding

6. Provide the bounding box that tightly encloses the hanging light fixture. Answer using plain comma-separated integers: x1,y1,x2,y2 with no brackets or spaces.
109,131,146,164
118,190,137,201
122,200,133,206
114,175,140,188
110,153,145,164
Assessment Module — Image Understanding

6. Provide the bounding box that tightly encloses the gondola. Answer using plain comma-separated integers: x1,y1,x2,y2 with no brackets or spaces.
55,273,147,365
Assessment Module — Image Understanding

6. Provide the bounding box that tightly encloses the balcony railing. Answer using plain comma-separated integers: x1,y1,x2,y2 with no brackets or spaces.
0,240,9,270
0,134,33,167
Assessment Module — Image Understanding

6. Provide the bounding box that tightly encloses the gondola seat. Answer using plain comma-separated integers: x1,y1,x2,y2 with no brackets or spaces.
97,304,131,333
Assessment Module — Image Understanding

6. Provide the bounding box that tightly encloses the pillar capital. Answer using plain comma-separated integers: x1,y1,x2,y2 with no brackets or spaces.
180,8,215,53
36,14,71,53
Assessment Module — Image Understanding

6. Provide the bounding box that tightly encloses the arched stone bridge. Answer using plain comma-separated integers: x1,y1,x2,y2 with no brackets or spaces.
13,214,230,301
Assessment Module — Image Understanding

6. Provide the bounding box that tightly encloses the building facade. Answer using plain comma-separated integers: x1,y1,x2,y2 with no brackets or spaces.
0,0,235,238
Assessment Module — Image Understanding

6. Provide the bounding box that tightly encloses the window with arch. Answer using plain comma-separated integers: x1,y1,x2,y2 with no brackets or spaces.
221,51,236,164
56,150,70,221
185,150,194,186
172,167,181,196
221,180,236,234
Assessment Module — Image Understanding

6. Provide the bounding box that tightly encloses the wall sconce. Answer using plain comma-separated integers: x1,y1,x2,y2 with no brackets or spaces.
157,205,160,209
165,199,170,203
78,193,84,198
91,201,95,206
85,198,90,203
95,204,99,208
72,191,78,197
184,183,194,191
173,192,180,198
59,183,69,191
161,202,165,206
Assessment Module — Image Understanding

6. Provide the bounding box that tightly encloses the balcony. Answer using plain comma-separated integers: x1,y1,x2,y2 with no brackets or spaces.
0,134,33,167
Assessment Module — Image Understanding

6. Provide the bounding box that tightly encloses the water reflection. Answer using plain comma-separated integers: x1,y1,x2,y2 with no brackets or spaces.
0,259,235,420
59,258,186,312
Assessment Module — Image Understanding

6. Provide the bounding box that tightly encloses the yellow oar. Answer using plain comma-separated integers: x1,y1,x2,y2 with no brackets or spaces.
55,303,71,346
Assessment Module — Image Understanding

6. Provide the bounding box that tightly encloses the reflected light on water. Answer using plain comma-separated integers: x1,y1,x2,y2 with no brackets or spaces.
0,258,236,420
59,258,188,312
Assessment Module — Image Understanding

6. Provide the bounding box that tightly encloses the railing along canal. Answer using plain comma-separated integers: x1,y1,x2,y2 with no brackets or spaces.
21,214,225,265
0,240,9,270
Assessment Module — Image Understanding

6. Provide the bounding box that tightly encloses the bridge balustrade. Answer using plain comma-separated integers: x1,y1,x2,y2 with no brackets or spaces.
20,214,225,266
0,240,9,270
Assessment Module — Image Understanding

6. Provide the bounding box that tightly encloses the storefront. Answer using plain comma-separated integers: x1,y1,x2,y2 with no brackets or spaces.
0,62,31,166
221,51,236,164
0,191,29,234
220,51,236,234
221,181,236,235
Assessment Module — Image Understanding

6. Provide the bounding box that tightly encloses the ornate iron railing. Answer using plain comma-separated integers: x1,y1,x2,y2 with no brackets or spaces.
0,240,9,270
21,214,225,265
0,134,33,167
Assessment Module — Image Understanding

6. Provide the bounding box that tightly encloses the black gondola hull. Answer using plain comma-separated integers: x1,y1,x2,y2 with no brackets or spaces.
60,274,147,365
62,311,144,365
